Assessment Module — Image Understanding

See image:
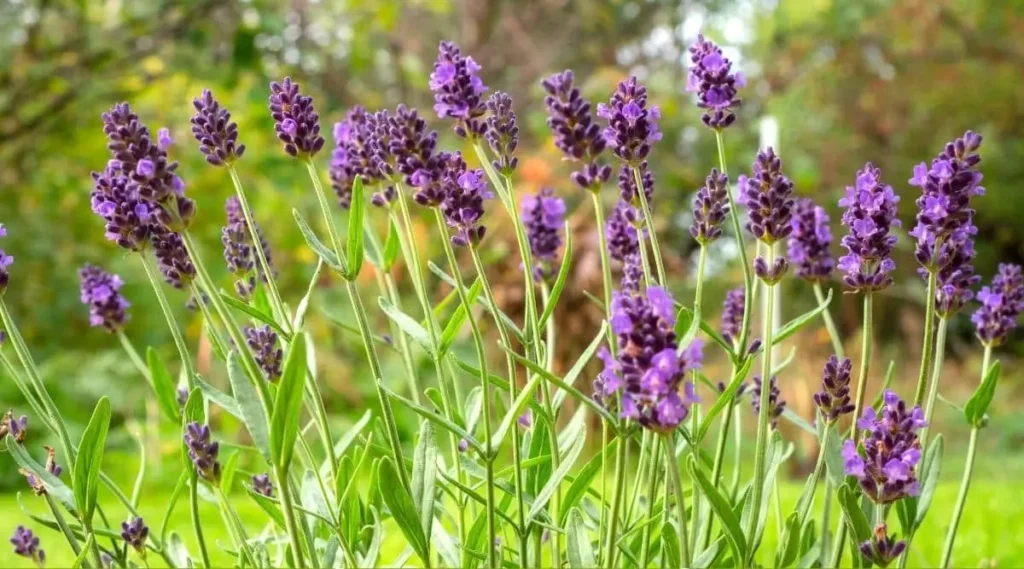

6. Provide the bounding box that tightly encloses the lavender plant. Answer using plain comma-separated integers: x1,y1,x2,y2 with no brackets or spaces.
0,33,1011,569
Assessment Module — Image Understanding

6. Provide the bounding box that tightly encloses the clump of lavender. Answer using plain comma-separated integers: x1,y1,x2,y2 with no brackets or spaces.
687,34,745,130
152,230,195,289
190,89,246,166
860,524,907,568
720,287,745,347
485,92,519,174
430,41,488,139
0,224,12,294
837,164,900,292
10,526,44,567
690,169,730,244
252,473,273,497
121,516,149,554
388,105,438,186
843,390,926,504
751,375,785,429
222,197,274,299
21,446,61,496
605,200,641,263
814,356,854,423
89,165,153,252
541,70,611,190
330,106,392,207
184,422,221,484
618,161,654,205
79,264,130,332
439,155,492,248
521,188,565,280
788,198,834,283
973,263,1024,346
245,325,283,382
0,411,28,443
595,286,703,431
268,77,325,158
598,76,662,166
738,148,794,283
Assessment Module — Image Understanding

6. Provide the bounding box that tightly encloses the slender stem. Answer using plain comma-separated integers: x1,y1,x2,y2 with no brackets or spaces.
117,331,149,378
714,130,753,351
730,405,743,496
851,293,874,443
798,426,831,526
139,254,196,386
189,474,212,568
304,159,346,263
821,480,834,567
813,283,845,359
590,190,616,327
828,515,849,568
701,363,740,550
44,494,82,557
633,166,667,286
603,424,629,567
384,273,422,401
639,437,662,569
914,272,939,405
275,465,307,569
665,433,692,567
920,317,949,444
216,486,254,565
694,246,709,317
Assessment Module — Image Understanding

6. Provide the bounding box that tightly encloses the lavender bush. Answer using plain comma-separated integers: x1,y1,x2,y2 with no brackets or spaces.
0,35,1012,569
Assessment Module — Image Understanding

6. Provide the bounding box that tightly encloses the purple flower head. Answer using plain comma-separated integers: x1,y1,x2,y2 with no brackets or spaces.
89,166,153,252
690,169,731,244
541,70,612,190
439,154,492,248
605,200,641,263
79,264,130,332
221,197,274,300
814,356,854,423
751,375,786,429
10,526,44,567
598,76,661,165
720,287,746,347
844,390,926,504
934,228,980,316
120,516,149,554
618,161,654,205
330,106,385,207
788,198,834,283
716,380,749,402
621,252,644,293
184,422,221,484
0,223,12,293
21,446,62,496
521,188,565,281
245,325,282,382
152,229,195,289
157,128,173,150
388,105,439,185
753,255,790,285
1,411,28,443
190,89,246,166
738,147,795,246
596,286,703,431
430,41,488,139
485,92,519,174
252,473,273,497
268,77,325,158
687,35,745,130
972,263,1024,346
860,524,907,568
837,163,900,293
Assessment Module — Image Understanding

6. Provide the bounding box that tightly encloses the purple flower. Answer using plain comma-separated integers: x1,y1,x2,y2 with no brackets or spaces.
598,77,661,165
190,89,246,166
720,287,745,347
814,356,854,423
716,380,748,402
330,106,376,208
120,516,149,553
21,446,61,496
10,526,44,567
618,161,654,205
485,92,519,174
152,229,195,289
690,169,730,245
605,200,641,263
79,264,130,332
738,147,795,246
439,154,492,248
222,197,274,300
184,422,221,484
89,166,153,252
595,286,703,431
844,390,926,504
245,325,282,382
687,35,745,130
252,473,273,497
269,77,325,158
751,375,786,429
621,253,644,293
157,128,173,150
430,41,488,139
0,223,12,293
541,70,612,190
972,264,1024,346
521,188,565,280
788,198,834,283
837,164,900,293
0,411,28,443
860,524,907,568
457,438,469,453
518,410,532,429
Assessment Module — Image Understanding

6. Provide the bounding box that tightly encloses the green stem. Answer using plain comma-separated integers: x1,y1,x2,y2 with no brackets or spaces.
665,432,692,567
813,283,845,359
603,424,629,567
633,166,667,286
851,293,874,443
701,362,739,550
116,331,149,379
275,465,307,569
797,426,831,526
44,494,82,558
639,437,662,568
189,474,212,568
714,130,753,351
921,317,949,445
216,486,254,565
730,404,743,497
139,254,196,387
913,272,939,406
384,273,422,401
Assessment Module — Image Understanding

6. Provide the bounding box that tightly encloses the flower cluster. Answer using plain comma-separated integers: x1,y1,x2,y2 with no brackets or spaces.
79,264,130,332
245,325,283,382
252,473,273,497
617,161,654,205
121,516,149,554
751,375,785,429
541,70,611,190
860,524,906,568
430,41,488,138
485,92,519,174
814,356,854,423
837,164,900,293
739,148,794,283
598,76,662,165
690,169,730,245
10,526,44,567
438,155,492,247
843,390,926,504
521,188,565,280
184,422,221,484
21,446,61,496
269,77,325,158
1,411,27,442
972,263,1024,346
788,198,834,283
222,197,274,299
687,35,745,130
152,230,196,289
595,286,703,431
0,224,12,293
720,287,745,347
605,200,641,263
190,89,245,166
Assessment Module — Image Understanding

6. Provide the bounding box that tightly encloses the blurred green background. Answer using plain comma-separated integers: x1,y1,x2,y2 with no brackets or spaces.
2,0,1024,566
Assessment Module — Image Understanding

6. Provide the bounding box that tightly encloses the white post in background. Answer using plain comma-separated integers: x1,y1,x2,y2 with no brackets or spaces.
759,116,782,365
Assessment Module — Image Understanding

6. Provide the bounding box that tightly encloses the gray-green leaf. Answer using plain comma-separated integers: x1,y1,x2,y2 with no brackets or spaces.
73,397,111,524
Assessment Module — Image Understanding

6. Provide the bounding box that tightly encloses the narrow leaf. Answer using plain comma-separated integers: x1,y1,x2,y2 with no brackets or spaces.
559,439,615,525
7,437,77,513
227,350,271,461
567,508,597,569
382,218,401,270
293,208,344,271
692,536,723,569
772,288,832,345
781,408,817,437
838,484,872,544
411,421,438,542
379,457,430,564
292,259,323,332
146,347,182,422
246,487,286,529
70,535,94,569
964,360,1000,427
220,292,290,340
662,520,682,569
492,371,545,449
345,176,365,279
776,512,802,568
73,397,111,524
697,355,755,441
914,434,943,528
823,423,846,488
439,278,482,355
538,223,572,329
194,375,243,420
870,360,897,411
384,386,484,453
528,411,586,522
380,296,435,356
689,455,746,563
270,335,308,470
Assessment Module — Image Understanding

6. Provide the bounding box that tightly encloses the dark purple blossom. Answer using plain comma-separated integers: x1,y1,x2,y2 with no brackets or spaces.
190,89,246,166
10,526,44,567
843,390,926,504
621,253,643,293
815,356,854,423
541,70,612,190
157,128,173,150
860,524,906,568
388,105,438,185
1,411,28,443
269,77,325,158
252,473,273,497
245,325,282,382
720,287,745,347
89,165,153,252
439,155,492,248
152,230,195,289
222,197,274,300
716,380,748,402
430,41,488,138
751,375,785,429
753,254,790,285
687,35,745,130
738,147,794,245
79,264,130,332
330,106,389,207
690,169,730,244
595,286,703,431
973,264,1024,346
605,200,641,263
837,164,900,293
184,422,221,484
121,516,149,553
521,188,565,280
20,446,61,496
597,76,662,165
0,224,12,293
788,198,834,283
485,92,519,174
618,161,654,205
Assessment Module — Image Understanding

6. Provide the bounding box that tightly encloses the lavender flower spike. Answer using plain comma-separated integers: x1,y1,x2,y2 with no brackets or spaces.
521,188,565,281
720,287,745,347
788,198,834,283
184,422,221,484
687,34,745,130
245,325,283,382
152,230,196,289
690,169,730,245
21,446,61,496
738,148,795,283
79,264,130,332
751,375,785,429
89,166,153,252
1,411,28,443
814,355,854,423
430,41,488,139
0,223,13,294
541,70,611,190
605,200,641,263
838,163,900,293
10,526,45,567
598,76,662,165
191,89,246,166
843,390,926,504
860,524,907,568
252,473,273,497
485,92,519,174
439,154,492,248
972,263,1024,346
120,516,150,554
269,77,325,158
